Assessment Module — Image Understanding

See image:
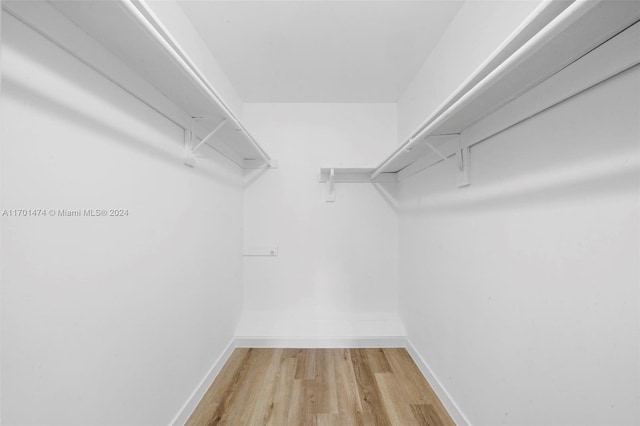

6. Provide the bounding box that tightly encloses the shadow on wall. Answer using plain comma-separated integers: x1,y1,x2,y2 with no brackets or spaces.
399,150,638,216
3,77,241,189
2,23,242,189
243,166,270,189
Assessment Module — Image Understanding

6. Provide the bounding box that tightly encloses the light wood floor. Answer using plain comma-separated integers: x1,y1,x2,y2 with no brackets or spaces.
186,348,455,426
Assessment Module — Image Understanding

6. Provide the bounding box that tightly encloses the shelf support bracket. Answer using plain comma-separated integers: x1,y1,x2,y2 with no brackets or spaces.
457,143,470,188
423,134,470,187
192,118,227,153
184,119,227,167
424,140,450,163
184,129,196,168
325,168,336,202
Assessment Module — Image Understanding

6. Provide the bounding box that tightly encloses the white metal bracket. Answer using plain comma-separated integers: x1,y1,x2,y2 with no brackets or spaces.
423,139,450,163
457,146,470,187
325,168,336,202
183,129,196,167
184,118,227,167
422,134,470,187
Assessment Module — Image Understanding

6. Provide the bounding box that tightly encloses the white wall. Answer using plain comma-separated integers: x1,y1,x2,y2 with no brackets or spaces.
1,13,243,425
145,0,244,119
240,104,401,338
398,65,640,425
397,0,542,142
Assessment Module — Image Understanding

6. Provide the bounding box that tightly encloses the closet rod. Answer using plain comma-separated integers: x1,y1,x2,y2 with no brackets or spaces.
370,0,598,180
120,0,272,164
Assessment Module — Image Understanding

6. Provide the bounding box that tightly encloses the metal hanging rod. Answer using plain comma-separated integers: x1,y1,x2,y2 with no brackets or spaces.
370,0,602,179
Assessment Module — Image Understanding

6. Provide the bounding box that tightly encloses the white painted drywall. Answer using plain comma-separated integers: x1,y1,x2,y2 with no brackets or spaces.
240,104,401,338
1,13,243,425
144,0,244,119
396,0,542,142
398,66,640,425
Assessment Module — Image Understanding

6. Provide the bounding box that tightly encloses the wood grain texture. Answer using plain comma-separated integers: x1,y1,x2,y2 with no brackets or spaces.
186,348,455,426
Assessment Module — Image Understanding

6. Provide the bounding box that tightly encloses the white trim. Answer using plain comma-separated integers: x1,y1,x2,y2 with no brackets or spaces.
235,336,407,349
170,338,237,426
406,340,472,426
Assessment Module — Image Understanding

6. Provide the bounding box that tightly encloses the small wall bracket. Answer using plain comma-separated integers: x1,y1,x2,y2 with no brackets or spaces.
325,168,336,202
184,118,227,167
422,134,470,187
457,146,470,187
424,140,450,162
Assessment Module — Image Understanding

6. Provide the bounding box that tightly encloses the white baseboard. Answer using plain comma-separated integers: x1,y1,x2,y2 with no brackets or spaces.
170,338,237,426
235,336,407,348
405,340,472,426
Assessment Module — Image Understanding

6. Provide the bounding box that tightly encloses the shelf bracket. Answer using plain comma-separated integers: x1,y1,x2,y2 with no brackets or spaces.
184,129,196,168
423,134,470,187
424,140,450,163
184,118,227,167
457,146,470,187
325,168,336,202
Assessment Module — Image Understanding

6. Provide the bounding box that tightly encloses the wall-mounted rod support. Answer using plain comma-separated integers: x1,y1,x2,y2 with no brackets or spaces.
457,147,470,187
191,119,226,153
184,129,196,167
325,168,336,202
422,135,470,186
424,140,450,163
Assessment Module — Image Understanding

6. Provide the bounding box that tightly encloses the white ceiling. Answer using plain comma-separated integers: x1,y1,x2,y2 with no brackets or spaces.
178,1,464,103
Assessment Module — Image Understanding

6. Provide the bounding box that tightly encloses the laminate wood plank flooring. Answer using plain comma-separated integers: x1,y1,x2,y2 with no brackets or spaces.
186,348,455,426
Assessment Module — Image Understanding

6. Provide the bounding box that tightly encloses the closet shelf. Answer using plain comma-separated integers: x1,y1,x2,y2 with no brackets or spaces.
324,0,640,186
3,0,275,170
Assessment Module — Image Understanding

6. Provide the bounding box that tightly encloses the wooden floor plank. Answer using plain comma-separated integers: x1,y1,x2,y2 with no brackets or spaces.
350,348,392,425
186,348,252,426
365,348,392,373
324,349,339,415
265,357,297,426
384,349,455,425
286,379,306,426
215,348,273,425
411,404,448,426
376,372,424,425
295,348,316,380
188,348,455,426
332,349,365,425
186,348,249,426
243,349,283,425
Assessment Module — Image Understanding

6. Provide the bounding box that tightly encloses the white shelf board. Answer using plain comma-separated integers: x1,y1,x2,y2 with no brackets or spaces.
396,18,640,182
374,0,640,177
3,0,272,168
